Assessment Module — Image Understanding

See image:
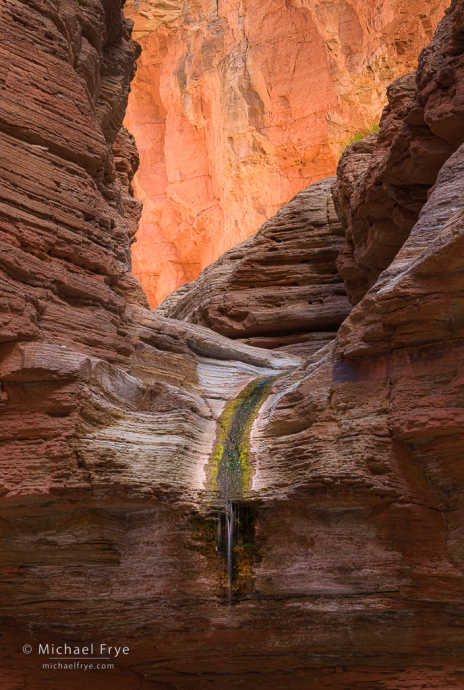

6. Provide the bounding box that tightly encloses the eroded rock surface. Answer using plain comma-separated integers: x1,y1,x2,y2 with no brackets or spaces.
124,0,450,304
156,177,352,356
334,0,464,303
2,0,464,688
0,0,148,367
249,129,464,690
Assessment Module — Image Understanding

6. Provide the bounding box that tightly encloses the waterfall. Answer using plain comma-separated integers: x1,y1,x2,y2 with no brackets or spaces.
226,501,234,600
212,375,277,599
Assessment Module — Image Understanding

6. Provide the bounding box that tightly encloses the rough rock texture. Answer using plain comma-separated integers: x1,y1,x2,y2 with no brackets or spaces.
0,0,147,366
113,126,143,240
123,0,450,305
156,177,352,356
337,139,464,358
333,0,464,303
248,77,464,690
3,0,464,689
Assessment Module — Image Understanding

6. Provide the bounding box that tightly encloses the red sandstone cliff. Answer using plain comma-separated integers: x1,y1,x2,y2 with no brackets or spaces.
3,0,464,688
124,0,450,305
333,0,464,304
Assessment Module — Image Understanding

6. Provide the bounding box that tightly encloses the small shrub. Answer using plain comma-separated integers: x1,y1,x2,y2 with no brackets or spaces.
342,122,380,150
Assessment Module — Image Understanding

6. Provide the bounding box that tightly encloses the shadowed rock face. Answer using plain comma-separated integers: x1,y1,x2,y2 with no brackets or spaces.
333,0,464,303
0,0,146,367
123,0,450,305
156,177,352,357
3,0,464,689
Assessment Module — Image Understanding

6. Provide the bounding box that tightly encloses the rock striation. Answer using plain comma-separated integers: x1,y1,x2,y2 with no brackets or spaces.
156,177,352,356
333,0,464,303
124,0,450,305
3,0,464,688
249,2,464,686
0,0,146,367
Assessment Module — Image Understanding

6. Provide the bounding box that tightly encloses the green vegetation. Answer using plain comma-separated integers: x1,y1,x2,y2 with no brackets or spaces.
210,375,277,501
199,374,281,599
342,121,380,150
190,506,262,599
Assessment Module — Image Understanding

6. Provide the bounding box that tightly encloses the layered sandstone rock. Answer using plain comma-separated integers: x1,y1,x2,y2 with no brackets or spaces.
246,6,464,686
0,0,297,540
249,132,464,690
0,2,302,686
3,0,464,689
124,0,450,305
156,177,352,356
0,0,147,368
333,0,464,303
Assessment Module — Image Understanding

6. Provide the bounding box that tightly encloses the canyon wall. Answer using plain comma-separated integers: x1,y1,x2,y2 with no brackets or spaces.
3,0,464,688
333,0,464,304
156,2,464,685
124,0,450,305
156,177,352,356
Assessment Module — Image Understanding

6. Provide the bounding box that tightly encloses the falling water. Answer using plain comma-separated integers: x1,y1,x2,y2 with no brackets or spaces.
212,376,277,599
226,501,234,594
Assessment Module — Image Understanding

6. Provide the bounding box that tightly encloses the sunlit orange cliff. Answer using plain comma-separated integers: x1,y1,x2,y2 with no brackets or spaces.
124,0,449,305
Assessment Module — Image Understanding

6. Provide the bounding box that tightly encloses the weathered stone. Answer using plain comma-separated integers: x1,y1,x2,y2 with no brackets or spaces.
337,141,464,357
123,0,450,304
3,0,464,688
334,0,464,303
156,178,352,356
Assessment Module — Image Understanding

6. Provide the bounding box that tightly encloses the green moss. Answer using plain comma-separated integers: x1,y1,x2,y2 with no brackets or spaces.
190,514,224,580
342,122,380,150
200,373,287,599
210,376,277,501
190,507,262,599
216,504,262,598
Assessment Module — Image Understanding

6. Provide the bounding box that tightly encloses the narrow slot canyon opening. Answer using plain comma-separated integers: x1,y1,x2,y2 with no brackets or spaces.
122,0,450,308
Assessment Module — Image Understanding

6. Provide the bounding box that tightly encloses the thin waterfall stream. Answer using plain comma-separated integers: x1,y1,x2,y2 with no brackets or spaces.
211,375,278,599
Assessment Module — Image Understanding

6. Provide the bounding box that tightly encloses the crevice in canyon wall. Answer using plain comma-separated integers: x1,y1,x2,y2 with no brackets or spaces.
123,0,450,306
208,373,278,599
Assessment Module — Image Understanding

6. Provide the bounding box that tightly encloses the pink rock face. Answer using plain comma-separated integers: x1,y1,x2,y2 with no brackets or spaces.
124,0,450,305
